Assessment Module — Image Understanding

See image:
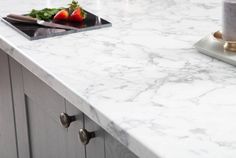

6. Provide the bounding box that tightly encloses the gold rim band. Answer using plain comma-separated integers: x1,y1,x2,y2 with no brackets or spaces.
224,42,236,52
213,31,236,52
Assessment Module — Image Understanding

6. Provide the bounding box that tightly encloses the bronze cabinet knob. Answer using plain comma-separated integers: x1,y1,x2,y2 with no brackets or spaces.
79,128,95,145
60,112,77,128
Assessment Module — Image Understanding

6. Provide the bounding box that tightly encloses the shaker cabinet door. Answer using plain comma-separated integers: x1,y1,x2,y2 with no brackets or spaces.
9,58,85,158
0,51,18,158
22,68,68,158
9,58,30,158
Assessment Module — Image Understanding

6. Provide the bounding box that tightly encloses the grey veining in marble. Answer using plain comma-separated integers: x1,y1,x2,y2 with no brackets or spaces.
1,0,236,158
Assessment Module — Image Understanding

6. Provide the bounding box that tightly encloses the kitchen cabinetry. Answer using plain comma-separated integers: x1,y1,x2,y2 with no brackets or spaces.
0,50,138,158
22,66,85,158
105,133,138,158
0,50,18,158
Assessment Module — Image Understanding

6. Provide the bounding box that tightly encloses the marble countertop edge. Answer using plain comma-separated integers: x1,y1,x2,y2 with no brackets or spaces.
0,35,159,158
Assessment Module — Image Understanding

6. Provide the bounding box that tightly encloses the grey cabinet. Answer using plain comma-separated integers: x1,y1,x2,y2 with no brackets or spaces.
65,101,85,158
10,57,30,158
0,52,138,158
0,50,18,158
23,68,71,158
11,63,86,158
105,133,138,158
84,117,138,158
84,116,105,158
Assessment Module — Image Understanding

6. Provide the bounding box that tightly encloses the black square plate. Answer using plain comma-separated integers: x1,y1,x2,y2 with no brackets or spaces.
1,10,112,40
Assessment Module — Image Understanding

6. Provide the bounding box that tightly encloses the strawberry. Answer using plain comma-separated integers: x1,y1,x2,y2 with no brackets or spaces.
69,8,86,22
53,9,69,21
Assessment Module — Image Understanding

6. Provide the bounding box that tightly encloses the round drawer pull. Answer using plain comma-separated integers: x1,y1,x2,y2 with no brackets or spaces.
60,112,77,128
79,128,95,145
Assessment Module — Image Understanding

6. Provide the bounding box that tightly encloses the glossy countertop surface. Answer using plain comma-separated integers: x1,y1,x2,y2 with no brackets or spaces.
1,0,236,158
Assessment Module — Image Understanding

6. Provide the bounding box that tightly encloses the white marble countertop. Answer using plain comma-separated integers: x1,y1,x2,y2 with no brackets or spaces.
1,0,236,157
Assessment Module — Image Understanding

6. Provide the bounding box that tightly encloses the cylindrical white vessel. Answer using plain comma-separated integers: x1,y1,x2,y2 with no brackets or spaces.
223,0,236,41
